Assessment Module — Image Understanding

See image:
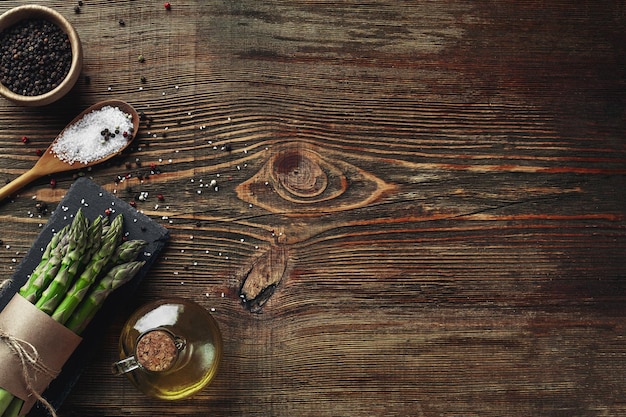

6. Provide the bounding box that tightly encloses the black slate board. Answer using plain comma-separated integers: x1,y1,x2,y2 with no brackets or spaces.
0,177,169,416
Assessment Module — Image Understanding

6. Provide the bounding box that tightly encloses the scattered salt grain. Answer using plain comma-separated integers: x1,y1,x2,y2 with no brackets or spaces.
52,106,133,165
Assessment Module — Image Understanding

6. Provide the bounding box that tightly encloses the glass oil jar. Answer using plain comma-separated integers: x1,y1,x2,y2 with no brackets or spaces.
113,298,222,400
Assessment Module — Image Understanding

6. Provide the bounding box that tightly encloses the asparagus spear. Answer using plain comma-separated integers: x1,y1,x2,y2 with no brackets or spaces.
108,239,147,267
19,224,70,302
35,209,89,315
2,397,22,417
51,215,124,324
0,394,12,416
39,225,68,265
19,231,71,303
65,260,145,335
82,215,104,266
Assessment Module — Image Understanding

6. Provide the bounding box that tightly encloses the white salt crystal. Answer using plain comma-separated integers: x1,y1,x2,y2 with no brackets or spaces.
52,106,133,165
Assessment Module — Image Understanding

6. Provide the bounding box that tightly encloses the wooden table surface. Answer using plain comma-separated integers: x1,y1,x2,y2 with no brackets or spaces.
0,1,625,416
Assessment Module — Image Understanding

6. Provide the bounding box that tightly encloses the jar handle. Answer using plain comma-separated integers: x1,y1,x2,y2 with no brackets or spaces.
112,355,140,375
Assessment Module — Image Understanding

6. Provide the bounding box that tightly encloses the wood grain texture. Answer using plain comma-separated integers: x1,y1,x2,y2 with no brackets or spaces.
0,0,625,416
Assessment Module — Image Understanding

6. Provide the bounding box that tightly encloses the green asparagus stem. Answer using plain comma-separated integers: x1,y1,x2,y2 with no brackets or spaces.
65,260,145,334
51,215,124,324
39,225,68,266
18,224,69,302
0,391,13,416
82,215,104,266
35,209,89,315
19,231,71,303
108,239,147,267
2,397,22,417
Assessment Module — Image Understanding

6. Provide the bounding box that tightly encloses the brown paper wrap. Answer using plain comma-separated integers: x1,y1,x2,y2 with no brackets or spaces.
0,294,82,415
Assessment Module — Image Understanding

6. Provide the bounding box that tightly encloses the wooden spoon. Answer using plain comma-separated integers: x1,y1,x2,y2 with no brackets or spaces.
0,100,139,202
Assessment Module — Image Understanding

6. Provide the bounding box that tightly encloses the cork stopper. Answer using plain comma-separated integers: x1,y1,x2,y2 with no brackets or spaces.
135,330,179,372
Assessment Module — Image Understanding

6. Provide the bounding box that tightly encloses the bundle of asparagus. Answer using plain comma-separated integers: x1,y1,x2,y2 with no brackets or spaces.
0,208,148,417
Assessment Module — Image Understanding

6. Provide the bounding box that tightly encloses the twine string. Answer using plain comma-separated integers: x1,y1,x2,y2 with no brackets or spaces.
0,329,58,417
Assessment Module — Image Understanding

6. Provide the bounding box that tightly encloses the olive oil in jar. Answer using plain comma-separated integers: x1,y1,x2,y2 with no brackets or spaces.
114,298,222,400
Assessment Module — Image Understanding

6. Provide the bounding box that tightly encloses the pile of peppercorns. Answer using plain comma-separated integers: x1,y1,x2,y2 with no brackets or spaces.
0,18,72,96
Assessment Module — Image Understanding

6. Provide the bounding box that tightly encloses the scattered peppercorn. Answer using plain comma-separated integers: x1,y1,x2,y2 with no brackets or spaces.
78,1,84,6
129,200,137,208
140,76,147,83
35,201,48,214
49,178,57,188
119,19,126,27
104,208,112,216
35,149,43,156
21,136,29,144
0,19,72,96
137,54,145,63
164,2,172,10
74,6,81,14
157,194,165,201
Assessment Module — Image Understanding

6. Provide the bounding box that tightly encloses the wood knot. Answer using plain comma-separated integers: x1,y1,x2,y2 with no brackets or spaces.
238,246,289,312
236,143,395,216
272,148,329,199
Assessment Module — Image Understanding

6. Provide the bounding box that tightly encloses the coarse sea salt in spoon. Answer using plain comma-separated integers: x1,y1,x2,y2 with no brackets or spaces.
0,100,139,202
